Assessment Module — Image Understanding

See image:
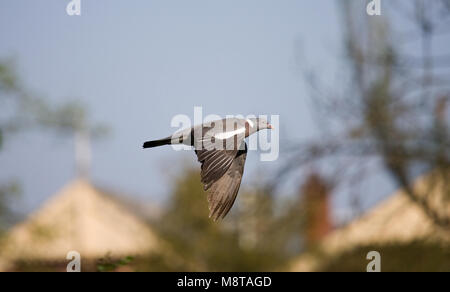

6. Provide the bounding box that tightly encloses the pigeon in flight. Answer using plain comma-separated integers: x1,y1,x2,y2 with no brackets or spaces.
143,117,273,221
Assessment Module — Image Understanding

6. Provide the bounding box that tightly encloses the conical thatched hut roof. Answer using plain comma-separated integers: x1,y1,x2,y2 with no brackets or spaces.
0,180,160,266
322,173,449,252
291,172,450,271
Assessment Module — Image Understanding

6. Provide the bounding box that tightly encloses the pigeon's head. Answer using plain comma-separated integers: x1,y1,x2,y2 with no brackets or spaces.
247,117,274,131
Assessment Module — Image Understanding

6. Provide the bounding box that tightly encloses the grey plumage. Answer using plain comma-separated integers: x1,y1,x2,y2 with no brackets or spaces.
143,117,272,220
204,145,247,220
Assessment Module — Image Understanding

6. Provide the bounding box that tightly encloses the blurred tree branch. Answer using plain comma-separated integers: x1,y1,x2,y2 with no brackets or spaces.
280,0,450,230
0,59,109,229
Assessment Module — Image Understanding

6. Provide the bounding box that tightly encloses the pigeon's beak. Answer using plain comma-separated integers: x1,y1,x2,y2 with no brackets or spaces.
267,124,274,130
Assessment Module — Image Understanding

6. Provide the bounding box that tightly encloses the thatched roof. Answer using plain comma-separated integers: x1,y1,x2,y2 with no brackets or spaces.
291,172,450,271
0,180,160,266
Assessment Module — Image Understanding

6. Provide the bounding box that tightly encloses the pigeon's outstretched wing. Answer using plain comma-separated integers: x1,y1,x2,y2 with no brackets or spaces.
203,143,247,221
195,147,239,190
192,119,249,220
194,119,247,190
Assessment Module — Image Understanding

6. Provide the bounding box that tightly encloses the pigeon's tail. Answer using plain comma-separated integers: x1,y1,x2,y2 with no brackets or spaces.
143,137,172,148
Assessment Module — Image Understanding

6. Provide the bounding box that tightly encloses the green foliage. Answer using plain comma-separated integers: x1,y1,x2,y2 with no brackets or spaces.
151,168,305,272
0,60,109,139
0,60,109,234
96,254,134,272
0,61,17,92
321,241,450,272
32,99,110,139
0,182,21,232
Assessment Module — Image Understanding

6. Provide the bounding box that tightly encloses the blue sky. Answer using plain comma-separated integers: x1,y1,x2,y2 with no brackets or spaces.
1,0,385,221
